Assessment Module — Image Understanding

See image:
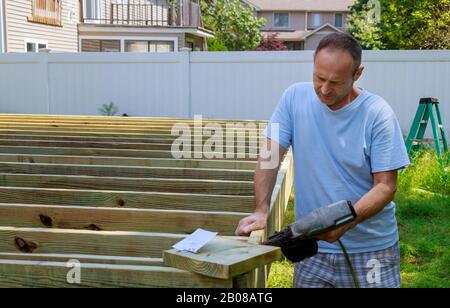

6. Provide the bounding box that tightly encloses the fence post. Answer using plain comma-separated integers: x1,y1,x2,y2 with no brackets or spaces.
180,47,192,117
39,50,51,114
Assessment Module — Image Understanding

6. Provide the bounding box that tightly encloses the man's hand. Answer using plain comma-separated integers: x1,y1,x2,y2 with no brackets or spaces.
235,212,269,236
315,225,349,243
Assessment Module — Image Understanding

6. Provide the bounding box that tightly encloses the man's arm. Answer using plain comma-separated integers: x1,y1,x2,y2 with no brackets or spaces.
234,138,287,236
316,169,398,243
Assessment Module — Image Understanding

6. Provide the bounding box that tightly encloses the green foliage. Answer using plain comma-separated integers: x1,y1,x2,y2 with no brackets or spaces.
201,0,266,51
206,38,229,51
347,0,385,49
399,149,449,195
347,0,450,50
99,101,119,116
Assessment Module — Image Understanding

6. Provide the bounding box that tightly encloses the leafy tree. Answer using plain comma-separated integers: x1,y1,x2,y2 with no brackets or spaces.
347,0,450,50
201,0,266,51
99,102,118,116
347,0,385,49
255,33,288,51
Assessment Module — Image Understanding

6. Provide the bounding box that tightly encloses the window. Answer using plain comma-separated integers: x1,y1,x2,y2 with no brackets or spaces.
26,41,48,52
81,39,121,52
83,0,101,23
274,13,289,28
335,13,343,27
125,40,174,53
312,13,321,28
29,0,62,26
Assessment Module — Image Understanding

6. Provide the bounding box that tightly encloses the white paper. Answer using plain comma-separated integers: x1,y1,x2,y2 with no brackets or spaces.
172,228,218,253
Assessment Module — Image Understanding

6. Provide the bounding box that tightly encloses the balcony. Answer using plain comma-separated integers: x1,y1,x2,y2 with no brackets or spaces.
82,0,201,27
28,0,63,27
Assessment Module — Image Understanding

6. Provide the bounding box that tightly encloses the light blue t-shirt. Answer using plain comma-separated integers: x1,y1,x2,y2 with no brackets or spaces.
264,82,410,253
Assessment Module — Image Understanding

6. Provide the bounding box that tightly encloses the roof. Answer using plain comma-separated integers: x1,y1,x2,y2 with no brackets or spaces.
262,30,310,41
245,0,354,12
303,23,343,39
263,23,343,41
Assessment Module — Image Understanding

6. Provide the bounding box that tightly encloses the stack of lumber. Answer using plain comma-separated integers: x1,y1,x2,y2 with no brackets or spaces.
0,114,293,287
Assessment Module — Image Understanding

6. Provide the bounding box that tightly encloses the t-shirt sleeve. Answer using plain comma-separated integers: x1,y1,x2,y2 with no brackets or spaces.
263,87,294,150
370,104,410,173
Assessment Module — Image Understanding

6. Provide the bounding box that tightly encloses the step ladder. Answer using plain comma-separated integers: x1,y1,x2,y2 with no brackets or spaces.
405,97,449,171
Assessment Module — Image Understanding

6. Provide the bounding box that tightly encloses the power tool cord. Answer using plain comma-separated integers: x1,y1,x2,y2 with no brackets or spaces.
337,239,360,288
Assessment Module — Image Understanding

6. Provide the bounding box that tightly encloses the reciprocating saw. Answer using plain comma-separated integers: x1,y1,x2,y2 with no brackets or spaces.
263,200,357,263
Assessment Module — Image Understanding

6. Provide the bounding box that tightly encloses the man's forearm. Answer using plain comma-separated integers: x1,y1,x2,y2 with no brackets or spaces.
346,182,397,231
253,162,279,215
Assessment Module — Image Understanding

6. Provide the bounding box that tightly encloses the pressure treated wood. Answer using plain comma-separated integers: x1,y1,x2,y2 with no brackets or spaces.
0,227,183,257
0,154,257,170
0,203,248,234
0,162,256,180
163,237,281,279
0,187,255,212
0,173,254,195
0,114,293,288
0,260,233,288
0,146,258,160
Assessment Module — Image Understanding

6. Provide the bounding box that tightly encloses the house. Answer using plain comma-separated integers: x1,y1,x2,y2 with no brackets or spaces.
79,0,214,52
244,0,354,50
1,0,80,52
0,0,213,53
0,0,5,52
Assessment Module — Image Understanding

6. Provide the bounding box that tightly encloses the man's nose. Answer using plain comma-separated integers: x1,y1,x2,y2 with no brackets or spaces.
321,82,332,95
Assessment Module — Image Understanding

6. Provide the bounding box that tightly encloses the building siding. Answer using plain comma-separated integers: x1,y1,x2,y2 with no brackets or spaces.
5,0,79,52
78,26,185,51
259,11,348,32
0,0,5,52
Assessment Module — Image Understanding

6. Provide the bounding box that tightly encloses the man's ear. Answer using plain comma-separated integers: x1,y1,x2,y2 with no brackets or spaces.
353,65,364,82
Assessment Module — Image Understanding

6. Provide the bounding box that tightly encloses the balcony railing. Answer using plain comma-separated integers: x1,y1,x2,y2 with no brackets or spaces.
82,0,201,27
28,0,63,27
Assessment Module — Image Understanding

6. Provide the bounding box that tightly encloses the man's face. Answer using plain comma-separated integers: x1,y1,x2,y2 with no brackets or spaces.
313,48,359,109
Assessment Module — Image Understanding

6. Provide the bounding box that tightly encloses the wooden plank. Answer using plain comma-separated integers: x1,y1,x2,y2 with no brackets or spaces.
0,203,248,235
0,139,259,153
267,150,295,236
0,253,165,266
0,227,183,257
0,154,257,170
0,146,258,161
0,162,255,181
0,113,267,124
0,260,233,288
0,123,263,134
163,237,281,279
0,130,265,146
0,173,254,195
0,187,255,212
0,129,265,143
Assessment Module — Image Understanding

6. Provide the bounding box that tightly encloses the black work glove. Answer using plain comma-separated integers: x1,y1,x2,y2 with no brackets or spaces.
279,238,318,263
263,229,318,263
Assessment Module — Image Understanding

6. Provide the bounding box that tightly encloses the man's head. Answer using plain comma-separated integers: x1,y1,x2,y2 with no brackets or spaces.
313,33,364,109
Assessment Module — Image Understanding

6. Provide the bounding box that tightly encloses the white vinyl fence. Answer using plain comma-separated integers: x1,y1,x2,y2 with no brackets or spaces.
0,50,449,137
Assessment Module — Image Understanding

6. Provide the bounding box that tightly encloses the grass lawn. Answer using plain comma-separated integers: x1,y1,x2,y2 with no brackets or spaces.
267,150,450,288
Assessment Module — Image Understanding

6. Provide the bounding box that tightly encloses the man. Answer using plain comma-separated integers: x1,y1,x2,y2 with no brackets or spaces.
235,33,410,288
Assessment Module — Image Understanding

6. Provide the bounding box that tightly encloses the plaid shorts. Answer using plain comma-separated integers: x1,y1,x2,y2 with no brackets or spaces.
294,242,401,288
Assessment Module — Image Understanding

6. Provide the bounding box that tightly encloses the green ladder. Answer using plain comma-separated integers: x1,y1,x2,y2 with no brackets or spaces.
405,97,449,171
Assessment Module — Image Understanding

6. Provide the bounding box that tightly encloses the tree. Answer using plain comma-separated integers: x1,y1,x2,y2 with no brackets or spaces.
347,0,450,50
255,33,288,51
201,0,266,51
346,0,385,50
